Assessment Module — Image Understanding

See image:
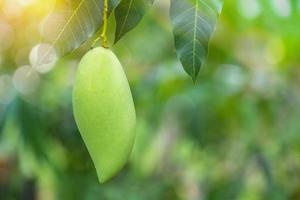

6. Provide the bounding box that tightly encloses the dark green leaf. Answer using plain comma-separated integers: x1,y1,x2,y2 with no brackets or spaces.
170,0,223,81
114,0,154,43
109,0,122,14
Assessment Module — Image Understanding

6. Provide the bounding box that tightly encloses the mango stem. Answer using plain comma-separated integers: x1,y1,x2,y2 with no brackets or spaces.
101,0,108,48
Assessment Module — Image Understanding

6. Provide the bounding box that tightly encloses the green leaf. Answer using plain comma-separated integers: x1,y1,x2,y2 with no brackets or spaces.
170,0,223,81
36,0,120,68
114,0,154,43
41,0,103,55
109,0,122,13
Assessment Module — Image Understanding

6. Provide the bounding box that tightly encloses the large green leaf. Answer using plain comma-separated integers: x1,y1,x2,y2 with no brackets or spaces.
170,0,223,81
41,0,104,55
114,0,154,43
35,0,120,69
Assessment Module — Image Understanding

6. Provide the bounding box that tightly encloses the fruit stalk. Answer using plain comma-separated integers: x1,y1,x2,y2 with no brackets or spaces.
101,0,108,48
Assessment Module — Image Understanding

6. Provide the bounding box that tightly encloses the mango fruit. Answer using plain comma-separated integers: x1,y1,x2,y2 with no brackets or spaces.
72,47,136,183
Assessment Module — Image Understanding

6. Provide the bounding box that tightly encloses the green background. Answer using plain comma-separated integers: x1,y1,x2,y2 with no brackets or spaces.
0,0,300,199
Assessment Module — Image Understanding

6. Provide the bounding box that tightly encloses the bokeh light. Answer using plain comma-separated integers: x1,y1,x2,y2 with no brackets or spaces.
0,74,14,104
238,0,261,19
30,43,58,74
13,65,40,95
0,19,14,52
272,0,291,17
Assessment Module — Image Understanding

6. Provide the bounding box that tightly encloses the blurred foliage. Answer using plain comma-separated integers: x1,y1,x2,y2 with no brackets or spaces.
1,0,300,200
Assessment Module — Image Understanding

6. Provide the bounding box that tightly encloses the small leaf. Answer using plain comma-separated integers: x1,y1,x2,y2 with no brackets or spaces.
114,0,154,43
170,0,223,81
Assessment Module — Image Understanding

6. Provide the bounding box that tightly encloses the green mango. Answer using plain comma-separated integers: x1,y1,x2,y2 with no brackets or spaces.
72,47,136,183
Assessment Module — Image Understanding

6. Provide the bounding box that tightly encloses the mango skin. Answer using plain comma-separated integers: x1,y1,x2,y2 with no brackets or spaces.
72,47,136,183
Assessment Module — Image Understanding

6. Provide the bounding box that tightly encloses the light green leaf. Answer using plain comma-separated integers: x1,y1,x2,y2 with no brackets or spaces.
35,0,120,68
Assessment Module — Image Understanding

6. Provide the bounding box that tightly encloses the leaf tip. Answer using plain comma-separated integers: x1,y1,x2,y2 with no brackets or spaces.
189,73,198,84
